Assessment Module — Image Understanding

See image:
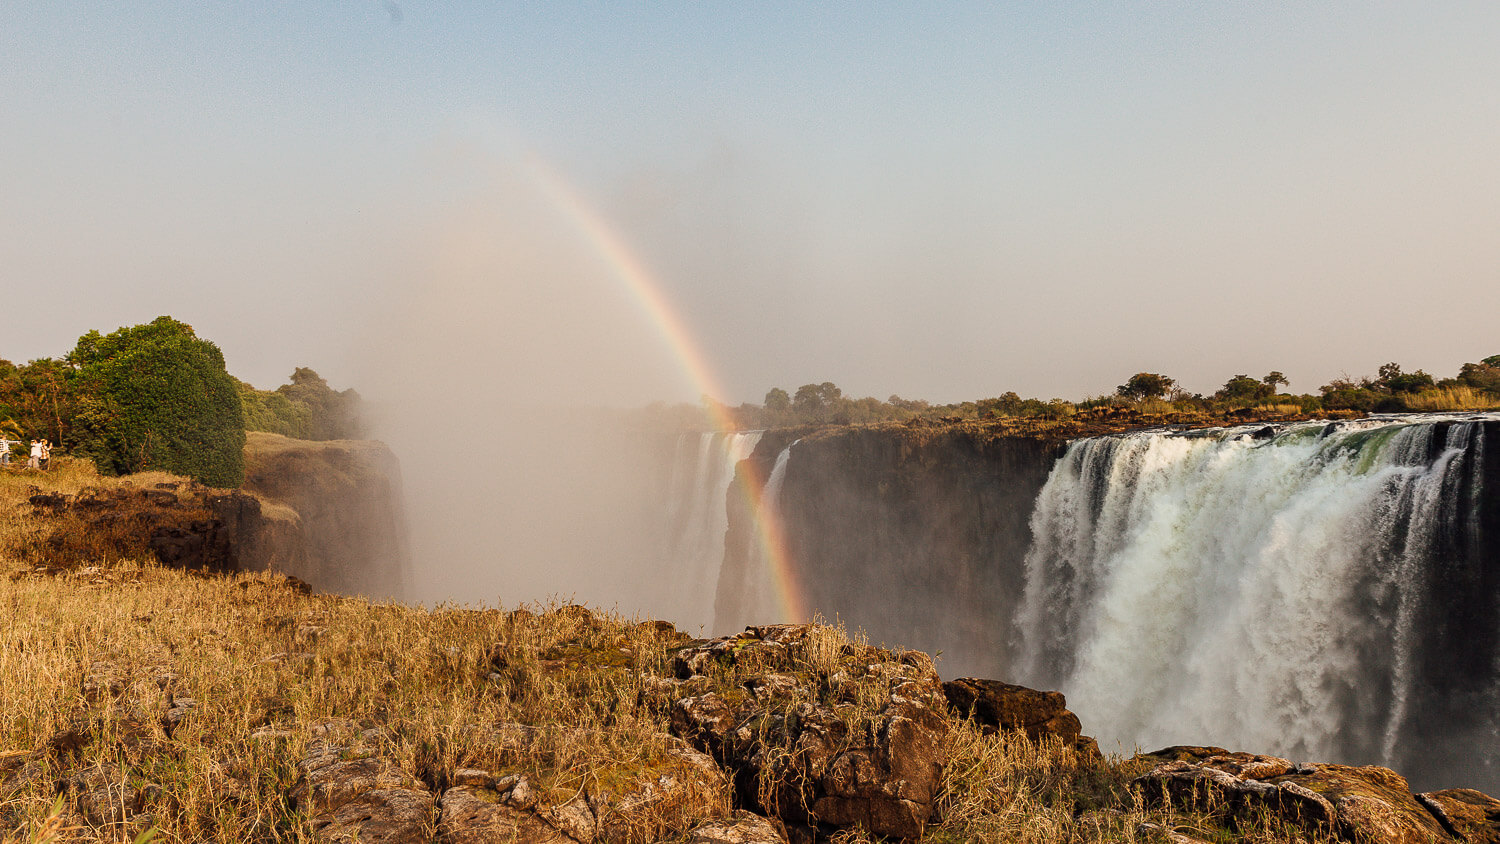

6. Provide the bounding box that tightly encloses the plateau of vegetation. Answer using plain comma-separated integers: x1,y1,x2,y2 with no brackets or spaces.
0,318,362,487
650,357,1500,431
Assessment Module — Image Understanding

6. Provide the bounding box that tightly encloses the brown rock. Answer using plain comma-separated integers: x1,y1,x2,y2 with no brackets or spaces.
671,693,740,746
1419,788,1500,843
942,677,1098,759
684,810,789,844
1135,747,1455,844
662,625,950,841
67,770,158,834
317,787,435,843
294,743,435,842
437,786,569,844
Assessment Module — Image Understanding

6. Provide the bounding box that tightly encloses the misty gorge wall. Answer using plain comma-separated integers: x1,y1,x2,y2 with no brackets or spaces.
716,424,1062,675
239,431,411,598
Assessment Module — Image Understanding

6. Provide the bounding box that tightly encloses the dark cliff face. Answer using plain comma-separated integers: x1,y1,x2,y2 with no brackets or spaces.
1401,419,1500,789
241,432,411,598
717,424,1063,677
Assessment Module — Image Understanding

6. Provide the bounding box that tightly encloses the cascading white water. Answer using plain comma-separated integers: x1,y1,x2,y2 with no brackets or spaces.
659,430,762,632
1015,417,1489,770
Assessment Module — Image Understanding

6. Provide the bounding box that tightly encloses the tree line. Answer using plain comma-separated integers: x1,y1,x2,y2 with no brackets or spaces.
0,317,362,487
643,356,1500,431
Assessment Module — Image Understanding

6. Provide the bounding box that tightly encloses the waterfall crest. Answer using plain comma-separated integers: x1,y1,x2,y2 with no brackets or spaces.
1016,417,1494,787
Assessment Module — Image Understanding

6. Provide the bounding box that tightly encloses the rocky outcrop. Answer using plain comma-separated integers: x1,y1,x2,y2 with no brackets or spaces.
1420,789,1500,843
17,433,409,596
658,624,950,840
290,716,730,844
1134,746,1500,843
941,677,1100,758
22,482,293,573
241,432,410,597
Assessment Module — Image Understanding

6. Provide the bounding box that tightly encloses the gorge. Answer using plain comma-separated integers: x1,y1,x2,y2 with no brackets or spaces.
660,415,1500,794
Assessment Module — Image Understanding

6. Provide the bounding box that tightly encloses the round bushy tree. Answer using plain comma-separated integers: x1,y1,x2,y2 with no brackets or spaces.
70,317,245,487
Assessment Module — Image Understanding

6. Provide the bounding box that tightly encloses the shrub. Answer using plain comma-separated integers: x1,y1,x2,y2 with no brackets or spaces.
69,317,245,487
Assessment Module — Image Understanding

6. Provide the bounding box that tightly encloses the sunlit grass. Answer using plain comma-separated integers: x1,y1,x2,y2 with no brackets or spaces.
1401,386,1500,412
2,466,1345,842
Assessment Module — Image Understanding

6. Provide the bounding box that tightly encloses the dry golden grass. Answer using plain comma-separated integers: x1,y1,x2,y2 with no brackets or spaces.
2,464,1342,843
1401,386,1500,412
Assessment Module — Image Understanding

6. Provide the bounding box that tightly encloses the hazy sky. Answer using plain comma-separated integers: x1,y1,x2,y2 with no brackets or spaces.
5,3,1499,405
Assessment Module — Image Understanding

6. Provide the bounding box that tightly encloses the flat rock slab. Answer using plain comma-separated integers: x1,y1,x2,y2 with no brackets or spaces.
1135,746,1496,844
1419,789,1500,843
294,742,435,842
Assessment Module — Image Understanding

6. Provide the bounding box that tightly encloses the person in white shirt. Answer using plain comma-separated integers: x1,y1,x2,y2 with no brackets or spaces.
0,438,16,466
28,440,42,470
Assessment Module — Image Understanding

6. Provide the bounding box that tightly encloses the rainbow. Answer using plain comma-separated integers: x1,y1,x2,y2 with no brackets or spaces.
520,156,809,626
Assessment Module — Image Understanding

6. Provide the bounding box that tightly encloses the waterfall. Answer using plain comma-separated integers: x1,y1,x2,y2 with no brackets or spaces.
1015,417,1492,784
711,439,798,633
745,440,796,626
659,430,762,632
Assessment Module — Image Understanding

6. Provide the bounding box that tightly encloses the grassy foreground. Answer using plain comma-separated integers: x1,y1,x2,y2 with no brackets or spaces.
1,464,1334,843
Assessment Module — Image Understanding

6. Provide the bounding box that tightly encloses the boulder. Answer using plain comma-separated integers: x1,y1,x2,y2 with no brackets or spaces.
1418,789,1500,843
1134,746,1469,844
437,784,570,844
941,677,1098,758
663,625,949,840
684,810,789,844
436,725,727,844
293,741,434,842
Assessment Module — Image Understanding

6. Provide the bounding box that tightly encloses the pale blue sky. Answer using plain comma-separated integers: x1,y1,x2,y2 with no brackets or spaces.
4,3,1499,404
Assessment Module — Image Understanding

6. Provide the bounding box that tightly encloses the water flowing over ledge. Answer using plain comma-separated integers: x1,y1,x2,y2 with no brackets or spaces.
1015,416,1497,791
664,414,1500,793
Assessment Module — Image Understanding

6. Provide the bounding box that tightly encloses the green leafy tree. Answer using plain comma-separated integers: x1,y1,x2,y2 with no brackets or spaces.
273,367,363,440
1215,374,1269,404
763,387,791,416
1375,362,1434,395
70,317,245,486
792,382,843,422
1263,371,1289,392
1457,358,1500,394
1117,372,1176,401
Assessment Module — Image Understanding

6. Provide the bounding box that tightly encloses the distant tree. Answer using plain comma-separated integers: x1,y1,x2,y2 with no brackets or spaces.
1215,374,1270,404
276,367,363,439
1320,377,1379,411
887,394,930,413
240,367,363,440
792,382,842,422
1457,360,1500,394
1117,372,1176,401
70,316,245,486
1263,371,1289,392
763,388,791,415
0,357,79,445
1375,363,1434,395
